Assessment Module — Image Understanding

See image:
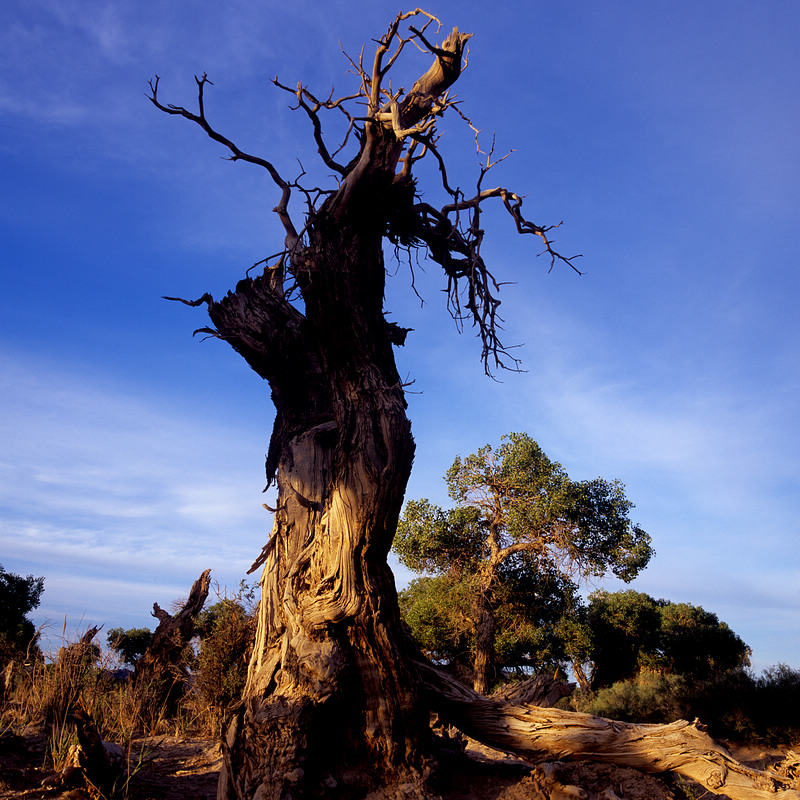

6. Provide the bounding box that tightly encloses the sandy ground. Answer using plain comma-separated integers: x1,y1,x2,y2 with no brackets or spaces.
0,727,791,799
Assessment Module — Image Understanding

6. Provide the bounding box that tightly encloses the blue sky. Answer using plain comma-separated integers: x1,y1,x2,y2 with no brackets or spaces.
1,1,798,671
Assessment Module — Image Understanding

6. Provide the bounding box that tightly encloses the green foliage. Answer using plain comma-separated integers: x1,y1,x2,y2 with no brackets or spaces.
571,664,800,745
586,590,662,687
395,434,651,684
575,671,688,724
106,627,153,667
443,432,653,581
399,575,474,666
657,601,750,676
0,564,44,666
491,554,584,671
394,501,485,576
399,560,582,681
587,590,751,688
751,664,800,743
194,583,257,728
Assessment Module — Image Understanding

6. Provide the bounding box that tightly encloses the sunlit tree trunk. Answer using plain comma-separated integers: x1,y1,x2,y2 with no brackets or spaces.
209,214,436,797
471,579,497,695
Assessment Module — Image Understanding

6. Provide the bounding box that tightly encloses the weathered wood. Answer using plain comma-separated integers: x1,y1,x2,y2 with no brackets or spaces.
420,659,800,800
493,673,574,708
134,568,211,720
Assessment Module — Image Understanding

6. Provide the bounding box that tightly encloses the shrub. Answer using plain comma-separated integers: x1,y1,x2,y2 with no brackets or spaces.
571,664,800,746
193,583,256,732
574,671,687,724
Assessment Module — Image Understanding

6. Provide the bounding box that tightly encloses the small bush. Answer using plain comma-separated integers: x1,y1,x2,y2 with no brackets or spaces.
574,671,687,724
193,583,256,733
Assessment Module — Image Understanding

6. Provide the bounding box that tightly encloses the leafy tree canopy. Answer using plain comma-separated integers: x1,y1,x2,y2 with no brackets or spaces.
399,555,582,679
0,564,44,666
106,626,153,667
395,433,652,585
587,589,751,688
395,433,652,691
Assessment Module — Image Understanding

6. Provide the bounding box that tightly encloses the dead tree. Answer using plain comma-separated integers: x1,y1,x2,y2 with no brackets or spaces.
149,12,799,800
134,568,211,721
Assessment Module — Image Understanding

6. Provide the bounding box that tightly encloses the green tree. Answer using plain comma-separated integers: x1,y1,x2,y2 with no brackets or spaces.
106,627,153,668
399,557,581,685
0,563,44,667
657,601,750,676
587,590,751,688
395,433,653,693
586,590,662,688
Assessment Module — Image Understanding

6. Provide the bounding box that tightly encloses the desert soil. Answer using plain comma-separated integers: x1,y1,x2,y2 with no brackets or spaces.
0,727,789,799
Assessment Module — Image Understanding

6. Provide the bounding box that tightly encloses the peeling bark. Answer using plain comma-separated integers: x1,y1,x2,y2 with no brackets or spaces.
215,226,433,798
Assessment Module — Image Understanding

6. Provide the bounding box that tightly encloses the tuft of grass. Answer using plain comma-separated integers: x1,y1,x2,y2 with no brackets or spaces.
45,714,78,772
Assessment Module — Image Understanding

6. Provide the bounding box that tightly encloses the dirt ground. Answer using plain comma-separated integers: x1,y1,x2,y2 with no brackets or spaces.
0,727,790,800
0,731,219,800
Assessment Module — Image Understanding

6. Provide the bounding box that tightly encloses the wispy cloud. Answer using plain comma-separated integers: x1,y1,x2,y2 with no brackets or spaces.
0,349,271,632
393,289,800,670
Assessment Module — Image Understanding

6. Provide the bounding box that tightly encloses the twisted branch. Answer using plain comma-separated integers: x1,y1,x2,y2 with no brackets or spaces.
148,74,298,247
150,13,579,378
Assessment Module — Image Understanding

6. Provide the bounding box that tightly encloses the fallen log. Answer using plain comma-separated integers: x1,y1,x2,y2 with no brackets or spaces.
419,659,800,800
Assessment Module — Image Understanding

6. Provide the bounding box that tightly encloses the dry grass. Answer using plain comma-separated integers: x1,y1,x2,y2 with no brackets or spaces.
0,624,228,799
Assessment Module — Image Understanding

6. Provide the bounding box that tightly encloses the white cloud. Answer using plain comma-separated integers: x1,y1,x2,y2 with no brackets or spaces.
0,350,270,633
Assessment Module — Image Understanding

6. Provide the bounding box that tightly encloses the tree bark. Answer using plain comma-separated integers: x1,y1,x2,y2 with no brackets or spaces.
151,22,473,797
571,660,595,693
471,591,497,695
215,219,434,799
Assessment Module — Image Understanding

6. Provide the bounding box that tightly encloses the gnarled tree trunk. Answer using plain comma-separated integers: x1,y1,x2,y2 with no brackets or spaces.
212,226,433,798
150,13,800,800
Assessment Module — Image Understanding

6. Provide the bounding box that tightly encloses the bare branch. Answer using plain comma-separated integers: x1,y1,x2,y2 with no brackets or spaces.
396,26,472,130
339,42,371,99
379,14,440,80
369,10,441,115
148,74,298,246
272,77,362,175
451,103,482,151
500,193,584,274
401,139,581,375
